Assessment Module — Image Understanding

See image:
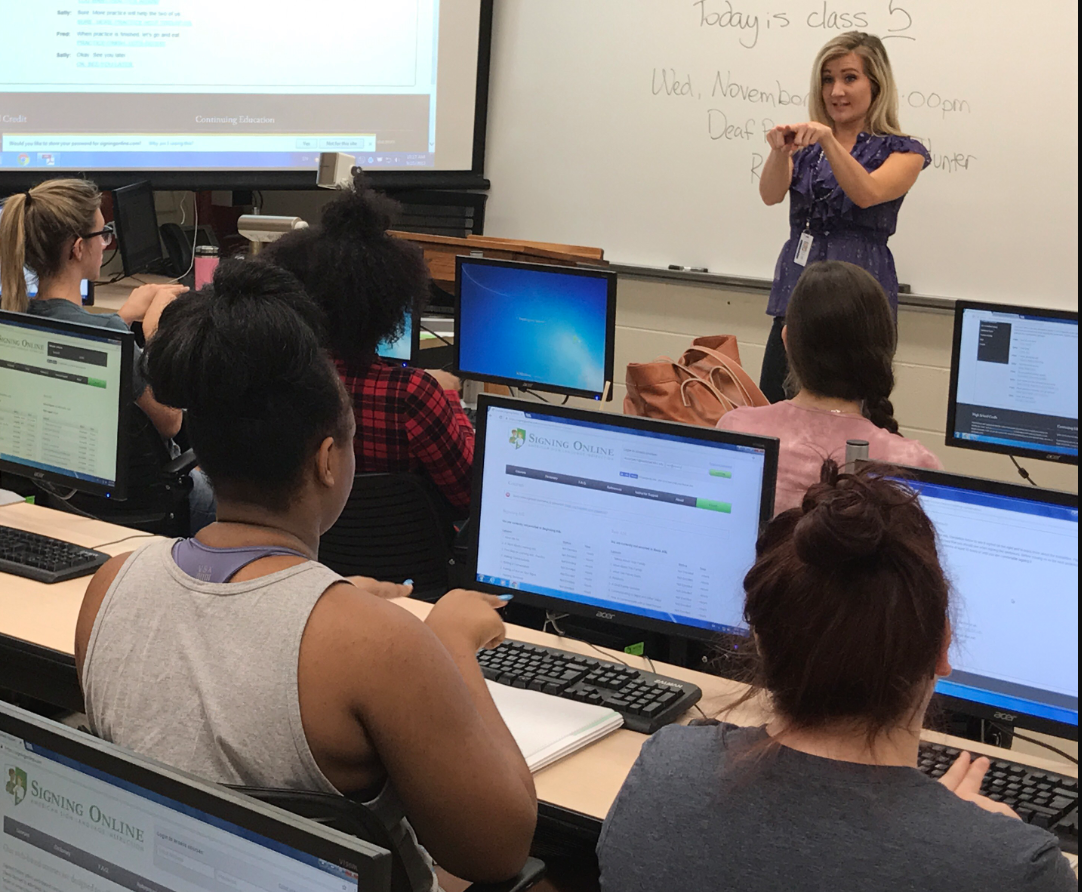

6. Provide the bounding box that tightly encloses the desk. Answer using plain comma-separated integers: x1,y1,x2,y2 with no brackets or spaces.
1,504,1076,854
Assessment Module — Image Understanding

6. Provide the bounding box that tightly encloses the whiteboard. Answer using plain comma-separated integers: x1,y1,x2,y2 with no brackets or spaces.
482,1,1078,309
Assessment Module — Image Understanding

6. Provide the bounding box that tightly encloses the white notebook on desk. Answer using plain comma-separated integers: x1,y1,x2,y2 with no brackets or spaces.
487,680,624,772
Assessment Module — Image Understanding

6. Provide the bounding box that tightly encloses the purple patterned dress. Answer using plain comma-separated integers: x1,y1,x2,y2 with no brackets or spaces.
766,133,930,318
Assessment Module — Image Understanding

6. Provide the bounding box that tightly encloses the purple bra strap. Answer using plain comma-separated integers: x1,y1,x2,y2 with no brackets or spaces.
171,538,308,584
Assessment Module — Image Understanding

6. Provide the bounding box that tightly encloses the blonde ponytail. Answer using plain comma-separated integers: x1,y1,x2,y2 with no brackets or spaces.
0,179,101,313
0,193,30,312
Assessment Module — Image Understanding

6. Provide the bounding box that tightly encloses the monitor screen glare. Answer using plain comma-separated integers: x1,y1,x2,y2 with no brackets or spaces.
950,304,1078,460
0,313,127,490
456,260,614,398
474,402,773,636
376,311,414,363
907,475,1078,732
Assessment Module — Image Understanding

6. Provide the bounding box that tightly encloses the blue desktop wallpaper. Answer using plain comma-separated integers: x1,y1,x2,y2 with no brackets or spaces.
458,263,610,394
376,311,413,362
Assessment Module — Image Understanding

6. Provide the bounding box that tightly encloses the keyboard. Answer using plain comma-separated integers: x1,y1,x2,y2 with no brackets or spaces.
919,741,1078,855
477,639,702,734
0,524,110,584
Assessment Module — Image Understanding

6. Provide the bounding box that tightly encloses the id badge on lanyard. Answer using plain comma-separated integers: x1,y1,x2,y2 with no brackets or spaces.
796,150,826,267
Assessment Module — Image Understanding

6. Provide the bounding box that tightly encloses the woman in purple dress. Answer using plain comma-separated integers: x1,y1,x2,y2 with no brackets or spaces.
758,32,929,403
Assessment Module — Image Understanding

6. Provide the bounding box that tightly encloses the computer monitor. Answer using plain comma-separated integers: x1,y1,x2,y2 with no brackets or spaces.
468,395,779,641
888,465,1078,740
112,181,164,277
376,310,418,365
0,701,390,892
0,269,93,306
0,310,132,498
946,301,1078,464
454,257,617,401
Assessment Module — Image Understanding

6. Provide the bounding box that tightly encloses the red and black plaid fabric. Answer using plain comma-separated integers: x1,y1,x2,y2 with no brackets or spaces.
336,358,474,514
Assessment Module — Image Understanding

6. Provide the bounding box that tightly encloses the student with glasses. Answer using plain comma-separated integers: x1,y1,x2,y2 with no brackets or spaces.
0,179,213,530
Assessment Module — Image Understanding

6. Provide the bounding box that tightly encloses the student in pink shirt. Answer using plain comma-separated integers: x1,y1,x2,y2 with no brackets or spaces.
720,260,941,514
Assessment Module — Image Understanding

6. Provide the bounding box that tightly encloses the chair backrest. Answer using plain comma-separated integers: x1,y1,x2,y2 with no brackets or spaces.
319,473,457,600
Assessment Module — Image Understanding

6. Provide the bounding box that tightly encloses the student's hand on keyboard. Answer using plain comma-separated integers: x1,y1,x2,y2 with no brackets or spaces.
346,576,414,599
426,589,509,653
939,751,1022,820
119,283,188,328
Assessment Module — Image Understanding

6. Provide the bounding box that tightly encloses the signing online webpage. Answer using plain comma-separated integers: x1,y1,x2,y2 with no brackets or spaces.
913,481,1079,726
476,407,769,634
0,730,355,892
953,308,1078,456
0,317,123,487
0,1,481,172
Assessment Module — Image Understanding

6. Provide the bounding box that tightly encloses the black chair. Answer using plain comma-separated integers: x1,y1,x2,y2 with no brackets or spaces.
59,405,197,537
319,473,458,601
384,189,488,239
226,786,545,892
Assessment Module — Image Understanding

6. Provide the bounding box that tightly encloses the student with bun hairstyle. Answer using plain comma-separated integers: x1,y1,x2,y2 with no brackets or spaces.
719,260,941,514
263,181,475,515
75,260,536,890
598,464,1076,891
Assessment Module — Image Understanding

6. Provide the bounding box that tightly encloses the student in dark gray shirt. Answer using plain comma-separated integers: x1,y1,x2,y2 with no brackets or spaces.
598,463,1076,891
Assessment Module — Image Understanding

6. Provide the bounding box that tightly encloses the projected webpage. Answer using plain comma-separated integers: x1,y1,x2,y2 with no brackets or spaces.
475,406,768,634
0,1,476,172
914,481,1079,727
458,262,612,396
952,307,1078,456
0,730,355,892
0,317,124,487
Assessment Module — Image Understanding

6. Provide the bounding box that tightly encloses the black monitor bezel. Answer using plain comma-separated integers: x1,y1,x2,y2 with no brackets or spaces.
453,256,618,401
467,394,779,642
880,463,1078,741
376,310,421,366
0,1,493,193
0,310,133,499
0,702,391,891
945,300,1079,466
112,181,165,277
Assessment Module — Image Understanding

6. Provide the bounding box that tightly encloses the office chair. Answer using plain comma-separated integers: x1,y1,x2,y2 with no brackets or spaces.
58,405,197,537
384,189,488,239
226,786,546,892
319,473,458,601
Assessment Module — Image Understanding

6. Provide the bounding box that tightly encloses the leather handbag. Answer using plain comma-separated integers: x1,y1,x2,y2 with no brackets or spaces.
623,335,769,427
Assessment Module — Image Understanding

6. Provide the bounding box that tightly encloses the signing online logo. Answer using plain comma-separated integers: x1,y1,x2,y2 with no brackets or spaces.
5,766,27,807
510,428,526,449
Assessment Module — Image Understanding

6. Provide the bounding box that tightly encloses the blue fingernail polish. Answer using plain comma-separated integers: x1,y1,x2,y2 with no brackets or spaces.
403,579,413,586
499,594,514,601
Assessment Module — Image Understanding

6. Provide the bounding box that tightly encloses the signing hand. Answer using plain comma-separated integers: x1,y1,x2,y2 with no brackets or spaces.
938,751,1021,820
425,589,509,652
765,125,797,154
119,283,188,326
787,121,834,149
347,576,414,600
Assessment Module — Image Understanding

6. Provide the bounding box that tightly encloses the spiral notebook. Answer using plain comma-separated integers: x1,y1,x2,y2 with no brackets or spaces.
486,680,625,772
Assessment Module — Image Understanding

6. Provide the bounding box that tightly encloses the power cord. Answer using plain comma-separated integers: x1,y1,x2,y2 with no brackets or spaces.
92,532,156,550
33,481,100,520
988,721,1078,765
544,610,631,667
1009,455,1039,487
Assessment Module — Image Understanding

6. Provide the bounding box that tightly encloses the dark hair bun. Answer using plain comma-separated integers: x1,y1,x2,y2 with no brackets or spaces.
793,460,891,567
319,178,398,240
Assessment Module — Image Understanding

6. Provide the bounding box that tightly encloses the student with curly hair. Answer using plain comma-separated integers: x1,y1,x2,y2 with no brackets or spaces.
719,260,941,514
264,183,475,515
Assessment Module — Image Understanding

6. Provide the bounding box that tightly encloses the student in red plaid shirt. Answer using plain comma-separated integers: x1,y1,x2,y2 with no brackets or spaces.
264,182,474,515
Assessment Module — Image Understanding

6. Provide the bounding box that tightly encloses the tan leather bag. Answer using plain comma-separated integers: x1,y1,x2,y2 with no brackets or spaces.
623,335,769,427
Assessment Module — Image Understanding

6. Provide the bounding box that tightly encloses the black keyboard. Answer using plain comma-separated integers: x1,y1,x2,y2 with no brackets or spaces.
0,524,110,584
919,741,1078,855
477,639,702,734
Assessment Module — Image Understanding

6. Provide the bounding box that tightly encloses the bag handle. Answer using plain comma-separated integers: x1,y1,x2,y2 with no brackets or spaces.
680,374,735,413
685,346,765,407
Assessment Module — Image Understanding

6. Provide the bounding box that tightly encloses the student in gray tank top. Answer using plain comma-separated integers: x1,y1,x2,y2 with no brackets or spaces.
75,260,537,891
598,462,1076,891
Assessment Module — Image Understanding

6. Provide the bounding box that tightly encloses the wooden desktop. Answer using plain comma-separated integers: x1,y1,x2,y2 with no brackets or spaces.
2,502,1076,856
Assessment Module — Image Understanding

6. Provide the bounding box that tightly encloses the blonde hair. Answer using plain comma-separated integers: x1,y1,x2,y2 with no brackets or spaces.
808,32,905,137
0,179,101,313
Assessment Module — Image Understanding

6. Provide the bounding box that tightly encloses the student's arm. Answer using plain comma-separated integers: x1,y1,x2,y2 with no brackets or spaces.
788,122,925,208
75,553,132,682
759,127,796,206
405,372,475,514
300,586,536,883
136,387,184,439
